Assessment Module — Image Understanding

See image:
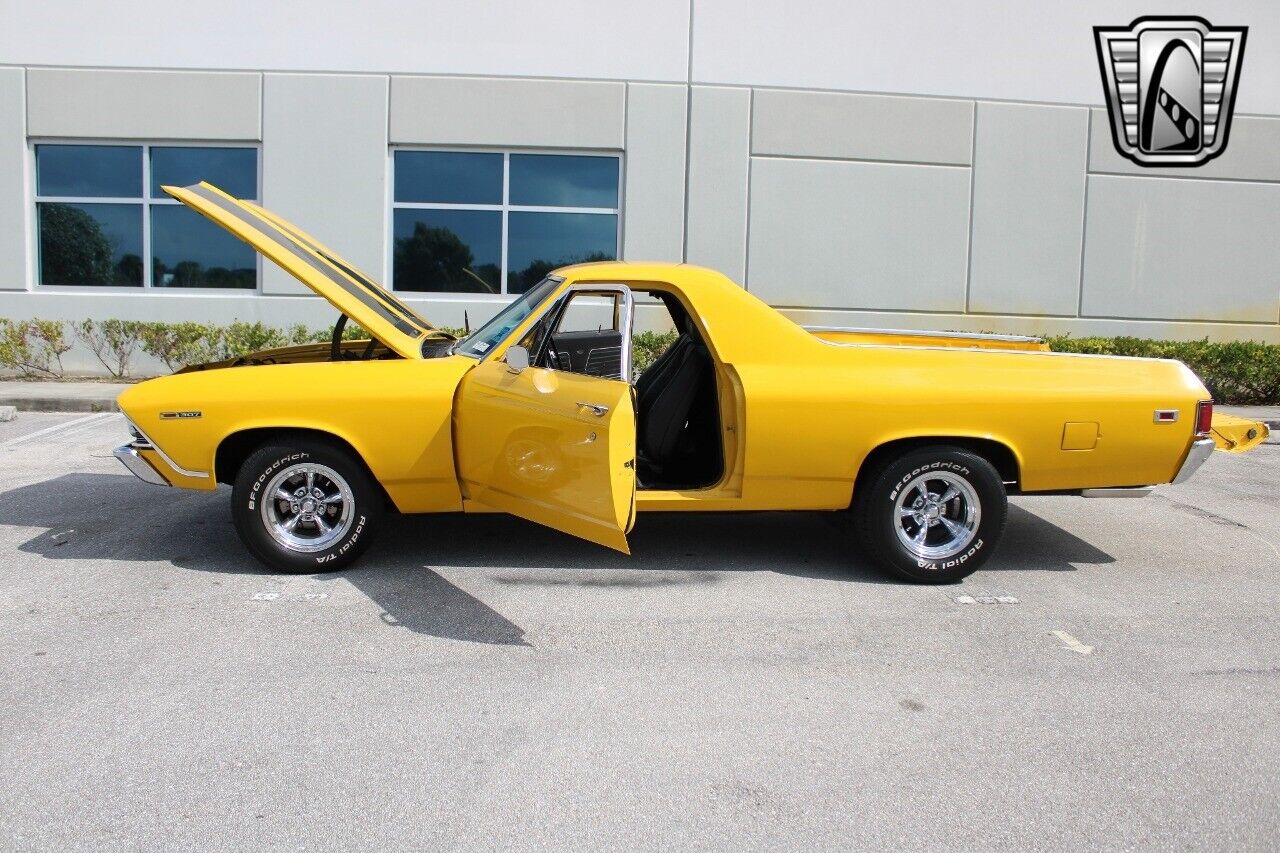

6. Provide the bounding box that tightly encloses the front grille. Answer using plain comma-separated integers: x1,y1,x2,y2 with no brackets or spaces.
125,421,154,449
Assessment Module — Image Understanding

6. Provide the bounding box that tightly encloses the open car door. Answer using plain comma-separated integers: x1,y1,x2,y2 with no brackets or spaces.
453,285,637,554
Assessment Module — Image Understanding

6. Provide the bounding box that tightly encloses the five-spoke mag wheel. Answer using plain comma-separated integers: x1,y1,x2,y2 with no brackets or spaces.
260,463,355,553
893,471,982,562
853,446,1007,584
232,439,381,574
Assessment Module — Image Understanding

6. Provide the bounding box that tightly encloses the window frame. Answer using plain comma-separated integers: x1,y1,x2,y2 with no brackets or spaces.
388,147,624,297
30,139,263,293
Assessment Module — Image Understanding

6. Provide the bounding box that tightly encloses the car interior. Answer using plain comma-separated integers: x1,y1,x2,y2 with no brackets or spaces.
523,287,724,491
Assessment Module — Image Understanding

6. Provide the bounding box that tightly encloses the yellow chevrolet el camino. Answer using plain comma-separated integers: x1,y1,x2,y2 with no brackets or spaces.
113,182,1269,583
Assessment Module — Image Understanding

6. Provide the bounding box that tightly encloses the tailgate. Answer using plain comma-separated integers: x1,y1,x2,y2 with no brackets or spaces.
1210,413,1270,452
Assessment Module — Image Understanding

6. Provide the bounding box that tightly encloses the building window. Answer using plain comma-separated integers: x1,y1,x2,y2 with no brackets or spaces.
34,143,259,289
391,150,621,294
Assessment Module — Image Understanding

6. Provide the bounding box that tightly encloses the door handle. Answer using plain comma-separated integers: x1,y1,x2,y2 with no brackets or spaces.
576,401,609,417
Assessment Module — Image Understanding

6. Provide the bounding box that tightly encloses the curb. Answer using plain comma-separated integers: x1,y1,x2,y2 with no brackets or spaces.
0,397,120,414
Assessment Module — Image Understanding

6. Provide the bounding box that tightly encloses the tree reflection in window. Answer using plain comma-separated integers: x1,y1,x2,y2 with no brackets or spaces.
391,150,621,294
38,203,143,286
35,144,258,289
393,223,500,293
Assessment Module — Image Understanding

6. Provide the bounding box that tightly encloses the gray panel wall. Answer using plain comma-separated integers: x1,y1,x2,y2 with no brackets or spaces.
685,86,750,282
622,84,686,262
748,157,971,311
390,76,625,149
0,68,27,291
752,89,973,166
260,74,390,296
26,69,261,140
968,102,1088,316
1081,175,1280,323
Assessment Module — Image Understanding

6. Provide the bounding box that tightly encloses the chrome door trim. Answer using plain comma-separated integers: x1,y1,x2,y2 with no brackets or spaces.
491,282,634,383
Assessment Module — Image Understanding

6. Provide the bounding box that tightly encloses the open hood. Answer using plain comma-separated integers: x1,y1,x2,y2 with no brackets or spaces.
164,182,440,359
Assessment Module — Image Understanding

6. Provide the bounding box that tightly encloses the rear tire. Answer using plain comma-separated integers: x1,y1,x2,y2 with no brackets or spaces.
852,446,1007,584
231,439,381,574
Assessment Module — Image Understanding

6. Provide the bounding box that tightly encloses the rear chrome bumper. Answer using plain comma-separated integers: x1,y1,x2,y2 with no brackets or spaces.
113,444,171,487
1172,437,1216,485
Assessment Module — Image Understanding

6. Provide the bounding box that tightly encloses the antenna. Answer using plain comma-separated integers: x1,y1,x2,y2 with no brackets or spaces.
464,310,471,335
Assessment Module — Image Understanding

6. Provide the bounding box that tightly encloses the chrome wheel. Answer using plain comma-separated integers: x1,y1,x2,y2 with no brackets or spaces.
260,463,354,553
893,471,981,561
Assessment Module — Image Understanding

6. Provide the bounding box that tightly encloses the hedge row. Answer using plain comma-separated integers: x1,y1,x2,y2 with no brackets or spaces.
1,318,1277,404
0,318,464,379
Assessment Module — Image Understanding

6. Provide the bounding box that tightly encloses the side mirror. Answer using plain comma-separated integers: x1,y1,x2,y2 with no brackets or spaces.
504,345,530,374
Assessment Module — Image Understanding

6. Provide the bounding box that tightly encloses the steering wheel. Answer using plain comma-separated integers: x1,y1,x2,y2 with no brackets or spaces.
330,314,349,360
330,314,380,361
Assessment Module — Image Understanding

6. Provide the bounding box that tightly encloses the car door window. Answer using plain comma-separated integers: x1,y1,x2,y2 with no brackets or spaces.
524,290,626,380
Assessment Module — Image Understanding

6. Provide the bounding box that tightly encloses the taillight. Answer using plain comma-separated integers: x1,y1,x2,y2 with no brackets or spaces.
1195,401,1213,435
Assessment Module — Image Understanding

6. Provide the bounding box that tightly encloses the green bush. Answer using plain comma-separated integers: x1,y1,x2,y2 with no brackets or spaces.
1044,335,1280,406
75,318,145,379
0,318,73,378
634,329,679,373
139,322,222,373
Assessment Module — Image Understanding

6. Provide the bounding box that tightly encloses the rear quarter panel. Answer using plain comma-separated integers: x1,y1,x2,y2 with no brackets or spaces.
733,343,1207,504
117,356,474,513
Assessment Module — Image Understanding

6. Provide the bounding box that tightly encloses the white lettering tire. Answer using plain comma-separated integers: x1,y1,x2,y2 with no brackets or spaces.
231,439,382,574
852,446,1007,584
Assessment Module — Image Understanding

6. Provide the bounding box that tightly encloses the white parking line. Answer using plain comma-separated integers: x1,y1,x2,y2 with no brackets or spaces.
1,412,117,449
1051,630,1094,655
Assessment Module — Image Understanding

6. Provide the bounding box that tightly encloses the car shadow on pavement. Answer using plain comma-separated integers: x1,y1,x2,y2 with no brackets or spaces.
987,504,1114,572
1,474,1113,644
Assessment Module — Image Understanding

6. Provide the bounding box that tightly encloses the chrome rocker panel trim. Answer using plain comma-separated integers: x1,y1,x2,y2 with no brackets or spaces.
113,445,171,487
1171,437,1216,485
1080,487,1154,498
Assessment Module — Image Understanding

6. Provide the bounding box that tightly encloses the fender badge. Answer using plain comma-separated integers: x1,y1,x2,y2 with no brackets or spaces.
159,411,202,420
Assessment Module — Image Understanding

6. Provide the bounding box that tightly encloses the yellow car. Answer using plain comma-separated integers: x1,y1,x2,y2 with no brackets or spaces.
113,182,1269,583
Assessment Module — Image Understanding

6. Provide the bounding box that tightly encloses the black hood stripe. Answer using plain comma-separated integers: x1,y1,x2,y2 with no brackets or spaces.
182,184,421,338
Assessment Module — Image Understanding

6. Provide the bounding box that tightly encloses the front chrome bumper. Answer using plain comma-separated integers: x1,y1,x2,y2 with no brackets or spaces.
113,444,171,487
1172,437,1216,485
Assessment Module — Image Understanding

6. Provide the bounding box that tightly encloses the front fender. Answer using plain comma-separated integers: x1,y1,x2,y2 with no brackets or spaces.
117,357,475,512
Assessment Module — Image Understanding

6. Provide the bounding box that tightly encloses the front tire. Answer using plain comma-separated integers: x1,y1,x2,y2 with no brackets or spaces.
231,439,381,574
852,446,1007,584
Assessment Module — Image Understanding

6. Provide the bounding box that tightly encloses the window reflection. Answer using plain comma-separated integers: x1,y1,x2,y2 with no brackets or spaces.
506,212,617,293
509,154,619,208
151,147,257,198
35,143,259,288
394,151,503,204
37,202,143,286
151,205,256,289
393,209,502,293
36,145,141,198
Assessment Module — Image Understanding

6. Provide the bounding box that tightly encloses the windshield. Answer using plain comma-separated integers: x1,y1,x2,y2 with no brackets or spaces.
454,276,563,358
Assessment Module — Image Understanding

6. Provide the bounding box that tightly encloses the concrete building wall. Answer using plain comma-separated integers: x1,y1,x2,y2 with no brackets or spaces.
1,1,1279,377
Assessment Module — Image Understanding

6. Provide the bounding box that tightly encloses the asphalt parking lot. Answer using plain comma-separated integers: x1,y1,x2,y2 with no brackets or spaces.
2,413,1277,850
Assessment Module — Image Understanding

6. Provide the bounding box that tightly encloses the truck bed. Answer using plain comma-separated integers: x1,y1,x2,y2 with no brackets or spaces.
806,326,1050,352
